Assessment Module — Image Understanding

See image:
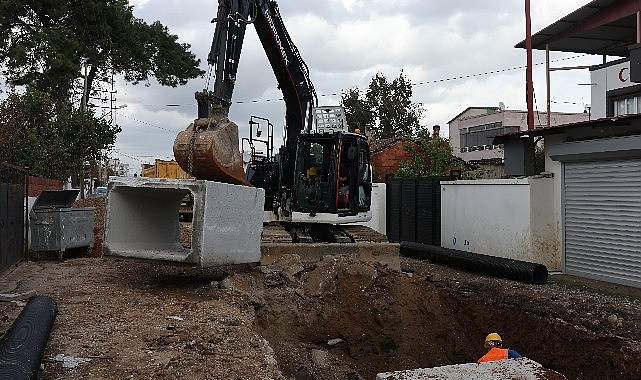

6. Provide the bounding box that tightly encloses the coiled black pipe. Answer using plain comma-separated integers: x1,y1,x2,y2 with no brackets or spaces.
0,296,58,380
400,241,548,285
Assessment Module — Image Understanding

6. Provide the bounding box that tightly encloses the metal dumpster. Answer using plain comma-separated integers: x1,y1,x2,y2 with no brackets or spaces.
29,190,94,258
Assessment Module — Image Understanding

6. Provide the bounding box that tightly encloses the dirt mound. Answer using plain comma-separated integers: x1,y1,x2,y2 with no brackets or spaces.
0,253,637,379
18,196,638,379
72,196,106,258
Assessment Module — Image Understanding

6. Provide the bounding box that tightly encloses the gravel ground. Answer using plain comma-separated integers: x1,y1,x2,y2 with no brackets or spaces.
1,196,635,379
0,254,638,379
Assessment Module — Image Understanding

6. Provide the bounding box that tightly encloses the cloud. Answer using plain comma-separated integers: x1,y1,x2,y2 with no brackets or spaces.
108,0,595,173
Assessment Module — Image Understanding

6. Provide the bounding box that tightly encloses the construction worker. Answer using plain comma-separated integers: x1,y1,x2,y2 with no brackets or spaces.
306,166,318,178
477,333,523,363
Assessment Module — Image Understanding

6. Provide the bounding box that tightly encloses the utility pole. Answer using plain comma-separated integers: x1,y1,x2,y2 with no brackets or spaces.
81,64,89,112
525,0,534,130
80,64,89,198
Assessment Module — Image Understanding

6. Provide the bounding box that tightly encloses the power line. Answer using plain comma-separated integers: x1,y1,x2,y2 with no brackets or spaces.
118,54,592,110
190,54,592,106
115,54,591,131
410,54,587,87
550,100,583,106
116,111,179,133
111,148,144,163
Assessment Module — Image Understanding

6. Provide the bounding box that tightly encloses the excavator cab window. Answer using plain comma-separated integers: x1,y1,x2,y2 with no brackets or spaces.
335,136,371,213
357,141,372,211
292,133,372,216
337,142,353,210
294,138,335,213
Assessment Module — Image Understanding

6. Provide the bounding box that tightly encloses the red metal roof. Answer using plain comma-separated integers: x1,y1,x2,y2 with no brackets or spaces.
515,0,640,57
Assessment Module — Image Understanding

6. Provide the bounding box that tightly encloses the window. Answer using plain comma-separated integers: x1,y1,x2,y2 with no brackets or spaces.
607,84,641,117
613,95,641,117
459,122,511,151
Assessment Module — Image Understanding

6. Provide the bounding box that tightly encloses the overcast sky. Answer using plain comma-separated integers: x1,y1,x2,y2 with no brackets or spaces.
109,0,601,175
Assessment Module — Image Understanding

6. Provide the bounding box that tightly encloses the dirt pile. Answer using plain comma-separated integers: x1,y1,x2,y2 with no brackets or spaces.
0,254,638,379
12,198,631,378
72,196,106,258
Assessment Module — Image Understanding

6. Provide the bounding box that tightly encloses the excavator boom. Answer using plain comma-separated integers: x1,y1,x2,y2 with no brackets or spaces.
174,0,315,185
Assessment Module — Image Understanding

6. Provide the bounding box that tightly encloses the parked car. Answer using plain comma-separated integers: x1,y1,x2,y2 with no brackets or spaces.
94,187,107,196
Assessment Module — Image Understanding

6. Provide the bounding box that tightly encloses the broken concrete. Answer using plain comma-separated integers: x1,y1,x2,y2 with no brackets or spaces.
260,222,399,270
261,242,400,271
376,358,565,380
103,177,264,267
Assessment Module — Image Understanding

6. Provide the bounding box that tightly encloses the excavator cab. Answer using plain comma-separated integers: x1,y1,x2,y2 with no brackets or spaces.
291,132,371,224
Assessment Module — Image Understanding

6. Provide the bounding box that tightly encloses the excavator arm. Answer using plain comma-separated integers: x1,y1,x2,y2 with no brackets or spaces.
203,0,253,110
253,0,317,137
174,0,316,184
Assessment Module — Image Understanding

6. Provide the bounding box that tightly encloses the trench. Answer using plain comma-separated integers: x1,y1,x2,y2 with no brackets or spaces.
250,260,638,380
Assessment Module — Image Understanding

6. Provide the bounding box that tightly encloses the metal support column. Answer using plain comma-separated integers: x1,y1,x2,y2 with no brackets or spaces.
546,44,551,128
525,0,534,130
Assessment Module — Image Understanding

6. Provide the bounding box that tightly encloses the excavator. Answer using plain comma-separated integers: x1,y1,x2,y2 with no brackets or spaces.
173,0,372,241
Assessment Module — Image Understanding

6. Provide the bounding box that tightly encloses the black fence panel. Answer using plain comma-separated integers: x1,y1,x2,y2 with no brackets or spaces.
400,179,417,242
0,163,26,273
386,176,454,245
385,180,402,242
415,178,435,244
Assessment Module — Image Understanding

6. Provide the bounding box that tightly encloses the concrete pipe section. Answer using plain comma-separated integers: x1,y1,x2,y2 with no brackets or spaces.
103,177,265,267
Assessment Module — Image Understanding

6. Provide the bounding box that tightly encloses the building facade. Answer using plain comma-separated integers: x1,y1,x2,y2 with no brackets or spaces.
108,158,130,177
589,58,641,119
497,0,641,287
448,107,589,163
370,138,413,181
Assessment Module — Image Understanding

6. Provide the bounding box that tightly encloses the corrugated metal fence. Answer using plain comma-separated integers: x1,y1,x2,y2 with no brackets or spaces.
0,163,27,272
386,176,454,245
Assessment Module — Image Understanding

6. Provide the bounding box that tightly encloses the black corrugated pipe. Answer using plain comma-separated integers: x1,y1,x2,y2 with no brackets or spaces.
400,241,548,285
0,296,58,379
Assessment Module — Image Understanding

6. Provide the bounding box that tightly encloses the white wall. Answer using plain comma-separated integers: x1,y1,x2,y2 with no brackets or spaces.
357,183,386,235
590,60,630,119
440,178,560,270
544,135,565,258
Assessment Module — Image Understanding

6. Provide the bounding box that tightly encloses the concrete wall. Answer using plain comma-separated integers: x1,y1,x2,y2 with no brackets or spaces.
544,135,564,272
441,178,559,270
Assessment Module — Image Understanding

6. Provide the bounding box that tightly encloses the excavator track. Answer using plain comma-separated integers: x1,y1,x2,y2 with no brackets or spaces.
339,224,390,243
261,222,389,244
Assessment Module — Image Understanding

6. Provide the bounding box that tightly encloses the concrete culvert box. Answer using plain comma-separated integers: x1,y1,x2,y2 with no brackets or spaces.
103,177,264,267
29,190,94,258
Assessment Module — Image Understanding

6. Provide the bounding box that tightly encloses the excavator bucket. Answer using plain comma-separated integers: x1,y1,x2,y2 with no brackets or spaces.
173,112,250,186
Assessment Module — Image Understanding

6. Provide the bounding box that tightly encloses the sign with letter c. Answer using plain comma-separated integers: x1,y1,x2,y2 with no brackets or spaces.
619,67,629,83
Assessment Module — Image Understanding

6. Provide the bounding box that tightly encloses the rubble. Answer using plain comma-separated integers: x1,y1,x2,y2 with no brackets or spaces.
4,198,634,379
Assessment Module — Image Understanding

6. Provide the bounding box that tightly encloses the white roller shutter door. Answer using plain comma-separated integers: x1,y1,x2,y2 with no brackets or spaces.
564,159,641,287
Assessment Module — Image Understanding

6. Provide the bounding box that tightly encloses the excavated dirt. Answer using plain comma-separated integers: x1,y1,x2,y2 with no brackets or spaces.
0,197,638,379
0,256,639,379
